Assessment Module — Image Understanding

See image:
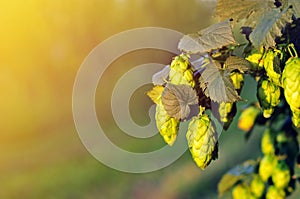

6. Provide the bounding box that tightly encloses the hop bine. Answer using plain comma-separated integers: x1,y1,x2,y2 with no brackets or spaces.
282,50,300,128
257,77,281,118
186,112,218,170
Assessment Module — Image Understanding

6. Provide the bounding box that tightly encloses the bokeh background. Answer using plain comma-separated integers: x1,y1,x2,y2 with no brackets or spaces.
1,0,299,198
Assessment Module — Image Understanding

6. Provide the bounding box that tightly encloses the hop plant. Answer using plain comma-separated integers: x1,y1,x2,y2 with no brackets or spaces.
266,185,286,199
257,78,281,118
250,175,265,198
272,161,291,189
262,49,282,86
282,55,300,128
238,105,260,132
169,54,195,87
261,128,275,155
186,112,218,170
246,47,264,69
218,101,234,124
259,155,277,182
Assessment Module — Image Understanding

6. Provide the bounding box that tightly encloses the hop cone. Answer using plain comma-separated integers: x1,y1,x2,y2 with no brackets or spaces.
266,186,286,199
257,78,281,118
246,47,264,69
186,114,218,170
282,57,300,128
155,101,179,146
169,54,195,87
259,155,277,182
238,105,260,132
230,71,244,91
250,175,265,198
232,184,256,199
263,49,282,86
261,128,275,155
272,161,291,189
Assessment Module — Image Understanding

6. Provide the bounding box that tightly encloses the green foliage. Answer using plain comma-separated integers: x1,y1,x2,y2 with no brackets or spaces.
146,0,300,198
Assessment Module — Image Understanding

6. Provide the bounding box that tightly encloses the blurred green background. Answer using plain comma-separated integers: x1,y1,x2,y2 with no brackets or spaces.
1,0,299,198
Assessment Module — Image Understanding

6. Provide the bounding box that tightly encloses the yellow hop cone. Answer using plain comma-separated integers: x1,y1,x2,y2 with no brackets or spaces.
230,71,244,91
261,128,275,155
219,102,234,123
282,57,300,128
272,161,291,189
169,54,195,87
155,100,179,146
232,184,255,199
238,106,260,132
250,175,265,198
257,78,281,118
266,186,286,199
259,155,277,182
186,113,218,170
263,49,282,86
246,47,264,69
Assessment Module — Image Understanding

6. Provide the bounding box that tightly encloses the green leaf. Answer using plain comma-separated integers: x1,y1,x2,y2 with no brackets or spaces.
178,20,236,54
224,56,252,73
249,8,293,49
213,0,275,27
200,60,241,103
289,0,300,18
161,83,198,120
218,160,257,195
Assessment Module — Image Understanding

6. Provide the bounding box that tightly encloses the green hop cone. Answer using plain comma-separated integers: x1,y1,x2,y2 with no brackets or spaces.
261,128,275,155
257,78,281,118
266,186,286,199
238,105,260,132
230,71,244,91
282,57,300,128
246,47,264,69
186,113,218,170
263,49,282,86
169,54,195,87
155,101,180,146
219,101,235,123
272,161,291,189
259,155,277,182
232,184,256,199
250,175,265,198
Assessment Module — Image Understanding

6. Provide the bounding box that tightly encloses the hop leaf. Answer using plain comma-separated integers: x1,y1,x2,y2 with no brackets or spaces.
282,57,300,128
178,20,236,54
186,114,218,170
272,161,291,189
257,78,281,118
249,7,293,49
224,56,252,74
161,84,198,120
155,101,180,146
200,59,241,103
169,54,195,87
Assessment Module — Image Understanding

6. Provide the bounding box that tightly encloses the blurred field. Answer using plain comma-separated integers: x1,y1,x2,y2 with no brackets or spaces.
1,1,299,199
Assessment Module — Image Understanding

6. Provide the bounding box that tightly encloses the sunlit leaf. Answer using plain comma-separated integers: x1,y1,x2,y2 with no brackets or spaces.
249,8,293,49
218,160,257,195
213,0,275,27
224,56,252,73
178,20,236,54
152,65,170,85
161,83,198,120
146,85,164,104
200,60,241,103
